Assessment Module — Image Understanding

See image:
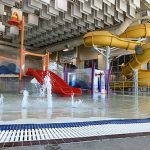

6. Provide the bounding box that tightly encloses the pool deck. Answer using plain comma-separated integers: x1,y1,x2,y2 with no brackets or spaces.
1,118,150,149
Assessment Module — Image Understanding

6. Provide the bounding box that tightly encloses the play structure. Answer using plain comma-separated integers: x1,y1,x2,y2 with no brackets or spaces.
26,68,82,96
7,12,82,96
68,69,105,94
83,23,150,88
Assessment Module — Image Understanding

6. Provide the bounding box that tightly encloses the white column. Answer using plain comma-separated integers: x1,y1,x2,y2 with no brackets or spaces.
105,46,110,70
98,54,106,70
73,46,80,67
105,46,111,94
133,69,138,95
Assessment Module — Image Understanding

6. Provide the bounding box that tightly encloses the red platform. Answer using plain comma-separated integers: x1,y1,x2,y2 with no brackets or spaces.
26,68,82,97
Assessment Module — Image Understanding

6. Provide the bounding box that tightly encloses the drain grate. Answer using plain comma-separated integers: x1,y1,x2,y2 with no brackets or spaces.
1,118,150,143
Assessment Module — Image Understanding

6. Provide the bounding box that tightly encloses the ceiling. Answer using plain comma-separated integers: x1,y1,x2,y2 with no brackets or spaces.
0,0,149,55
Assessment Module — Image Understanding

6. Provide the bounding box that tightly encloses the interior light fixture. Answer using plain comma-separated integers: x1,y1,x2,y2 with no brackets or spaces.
63,44,70,51
63,48,69,51
3,12,7,15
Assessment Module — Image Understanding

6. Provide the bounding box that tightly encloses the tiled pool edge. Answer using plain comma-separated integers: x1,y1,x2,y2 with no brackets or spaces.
2,117,150,130
1,118,150,148
2,132,150,148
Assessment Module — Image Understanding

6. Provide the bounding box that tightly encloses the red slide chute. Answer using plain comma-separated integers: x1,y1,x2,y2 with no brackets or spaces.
26,68,82,97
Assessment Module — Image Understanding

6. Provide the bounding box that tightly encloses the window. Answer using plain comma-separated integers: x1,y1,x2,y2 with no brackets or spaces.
84,59,98,69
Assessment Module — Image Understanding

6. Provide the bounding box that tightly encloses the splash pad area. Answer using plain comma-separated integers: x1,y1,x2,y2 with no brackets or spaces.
1,67,150,148
0,88,106,124
2,93,150,124
1,91,150,146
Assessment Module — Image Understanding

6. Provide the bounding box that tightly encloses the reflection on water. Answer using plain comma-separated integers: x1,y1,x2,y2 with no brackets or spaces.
1,93,150,122
22,109,27,119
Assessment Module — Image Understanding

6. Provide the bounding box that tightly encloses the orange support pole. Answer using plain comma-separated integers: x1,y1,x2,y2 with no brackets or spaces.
43,56,46,71
8,12,50,80
24,50,46,57
46,52,49,70
42,53,49,71
19,16,25,80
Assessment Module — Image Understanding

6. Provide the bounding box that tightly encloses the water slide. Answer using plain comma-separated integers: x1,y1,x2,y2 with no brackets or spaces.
26,68,82,96
83,23,150,87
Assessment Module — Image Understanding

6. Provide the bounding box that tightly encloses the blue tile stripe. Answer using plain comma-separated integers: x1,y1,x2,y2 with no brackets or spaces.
1,118,150,131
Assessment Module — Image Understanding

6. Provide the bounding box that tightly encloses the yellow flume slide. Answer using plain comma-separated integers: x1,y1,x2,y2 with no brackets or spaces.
83,24,150,87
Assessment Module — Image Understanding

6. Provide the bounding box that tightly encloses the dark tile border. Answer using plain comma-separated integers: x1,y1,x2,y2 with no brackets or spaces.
3,142,14,148
2,132,150,148
47,139,57,145
22,141,32,147
39,140,49,145
31,140,40,146
0,143,4,148
2,117,150,130
13,142,23,147
55,139,65,144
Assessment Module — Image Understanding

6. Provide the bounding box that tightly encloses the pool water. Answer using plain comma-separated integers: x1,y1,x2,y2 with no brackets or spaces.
0,93,150,123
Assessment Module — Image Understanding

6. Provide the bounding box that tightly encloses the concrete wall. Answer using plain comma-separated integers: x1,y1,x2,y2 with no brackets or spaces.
78,46,97,68
79,45,98,60
50,45,107,70
77,45,106,70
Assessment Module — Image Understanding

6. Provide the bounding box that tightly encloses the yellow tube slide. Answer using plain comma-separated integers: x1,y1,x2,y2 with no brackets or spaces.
119,24,150,38
83,23,150,87
84,31,141,50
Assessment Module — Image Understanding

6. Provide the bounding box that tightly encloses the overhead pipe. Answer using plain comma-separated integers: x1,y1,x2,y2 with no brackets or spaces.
110,18,133,35
110,11,150,35
45,37,83,52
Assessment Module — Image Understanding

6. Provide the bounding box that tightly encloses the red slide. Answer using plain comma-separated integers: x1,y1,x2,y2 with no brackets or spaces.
26,68,82,97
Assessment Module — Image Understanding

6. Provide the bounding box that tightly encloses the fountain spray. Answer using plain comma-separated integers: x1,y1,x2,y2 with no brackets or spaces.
44,72,52,108
22,90,29,108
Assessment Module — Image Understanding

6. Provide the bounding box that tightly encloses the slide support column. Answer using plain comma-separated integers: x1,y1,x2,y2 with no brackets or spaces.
91,62,95,95
133,69,138,95
105,46,111,94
